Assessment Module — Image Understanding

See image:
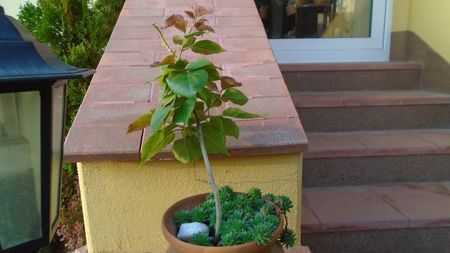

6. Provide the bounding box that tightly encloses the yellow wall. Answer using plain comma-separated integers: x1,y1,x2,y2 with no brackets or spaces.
408,0,450,62
392,0,450,62
78,154,303,253
392,0,411,32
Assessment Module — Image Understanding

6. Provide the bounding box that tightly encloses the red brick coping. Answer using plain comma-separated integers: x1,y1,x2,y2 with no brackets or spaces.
64,0,308,162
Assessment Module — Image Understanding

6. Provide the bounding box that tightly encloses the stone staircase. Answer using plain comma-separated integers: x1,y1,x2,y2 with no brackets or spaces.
281,62,450,253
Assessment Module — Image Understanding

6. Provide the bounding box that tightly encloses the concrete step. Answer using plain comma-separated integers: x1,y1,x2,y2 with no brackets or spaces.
306,129,450,159
301,182,450,253
292,90,450,132
293,90,450,108
281,62,423,92
303,129,450,187
286,246,312,253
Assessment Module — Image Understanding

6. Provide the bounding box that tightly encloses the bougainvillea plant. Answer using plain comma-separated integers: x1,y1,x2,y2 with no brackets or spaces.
128,4,295,247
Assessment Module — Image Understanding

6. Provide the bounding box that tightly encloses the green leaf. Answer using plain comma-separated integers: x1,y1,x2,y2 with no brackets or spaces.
161,92,176,106
222,117,239,139
151,101,175,131
198,89,218,107
172,135,202,163
184,37,196,48
221,88,249,105
194,101,205,117
187,59,212,70
223,108,262,119
192,40,225,55
201,118,229,154
204,65,220,81
185,30,206,38
173,35,185,45
140,128,175,165
174,97,196,125
159,65,172,83
127,111,153,133
168,59,189,70
167,69,208,97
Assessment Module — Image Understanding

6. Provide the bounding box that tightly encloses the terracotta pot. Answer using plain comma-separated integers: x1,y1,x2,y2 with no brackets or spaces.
162,194,285,253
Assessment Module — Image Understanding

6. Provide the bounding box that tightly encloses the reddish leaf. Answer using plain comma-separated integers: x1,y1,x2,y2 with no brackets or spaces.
165,14,187,32
194,18,208,27
160,54,176,65
206,82,218,91
194,20,205,28
220,76,242,89
196,25,215,33
150,61,161,67
193,4,212,17
185,10,195,19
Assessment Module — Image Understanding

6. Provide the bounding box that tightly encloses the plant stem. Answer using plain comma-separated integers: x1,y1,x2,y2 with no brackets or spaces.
195,114,222,240
152,23,175,54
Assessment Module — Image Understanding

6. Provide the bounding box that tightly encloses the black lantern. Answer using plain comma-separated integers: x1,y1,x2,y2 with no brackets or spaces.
0,7,94,253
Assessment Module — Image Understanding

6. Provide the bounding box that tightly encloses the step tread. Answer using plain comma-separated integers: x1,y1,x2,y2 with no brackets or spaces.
285,246,312,253
280,62,423,72
292,90,450,108
306,129,450,158
302,182,450,234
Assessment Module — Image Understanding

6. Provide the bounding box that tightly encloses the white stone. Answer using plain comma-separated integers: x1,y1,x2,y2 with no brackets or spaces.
70,245,88,253
176,222,209,242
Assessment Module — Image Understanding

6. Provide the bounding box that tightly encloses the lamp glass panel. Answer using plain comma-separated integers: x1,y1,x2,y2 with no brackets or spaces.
50,84,64,231
0,91,42,250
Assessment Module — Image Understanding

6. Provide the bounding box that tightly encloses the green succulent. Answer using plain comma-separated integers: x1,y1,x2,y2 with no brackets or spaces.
175,210,192,225
191,232,213,246
175,186,296,247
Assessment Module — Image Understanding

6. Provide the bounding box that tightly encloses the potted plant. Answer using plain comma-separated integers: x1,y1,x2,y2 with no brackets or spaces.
128,4,296,252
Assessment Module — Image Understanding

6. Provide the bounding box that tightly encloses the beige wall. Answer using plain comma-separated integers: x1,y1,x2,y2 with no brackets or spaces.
78,154,303,253
392,0,450,62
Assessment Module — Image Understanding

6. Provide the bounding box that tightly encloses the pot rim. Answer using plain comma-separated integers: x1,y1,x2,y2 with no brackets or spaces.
162,193,286,252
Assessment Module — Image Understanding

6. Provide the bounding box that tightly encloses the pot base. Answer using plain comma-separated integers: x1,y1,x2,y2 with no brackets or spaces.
166,244,285,253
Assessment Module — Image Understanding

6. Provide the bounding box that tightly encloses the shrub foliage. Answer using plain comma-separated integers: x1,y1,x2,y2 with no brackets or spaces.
18,0,125,251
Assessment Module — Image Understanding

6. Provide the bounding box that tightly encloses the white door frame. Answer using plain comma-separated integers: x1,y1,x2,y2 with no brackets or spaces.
270,0,393,63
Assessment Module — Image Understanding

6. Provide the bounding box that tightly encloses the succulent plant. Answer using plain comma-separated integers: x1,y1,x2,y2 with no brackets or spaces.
175,186,296,247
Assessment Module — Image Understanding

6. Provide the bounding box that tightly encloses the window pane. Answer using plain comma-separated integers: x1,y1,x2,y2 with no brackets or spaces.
257,0,373,39
0,91,42,250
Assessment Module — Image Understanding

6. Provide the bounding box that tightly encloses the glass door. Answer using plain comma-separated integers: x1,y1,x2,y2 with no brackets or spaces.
257,0,393,63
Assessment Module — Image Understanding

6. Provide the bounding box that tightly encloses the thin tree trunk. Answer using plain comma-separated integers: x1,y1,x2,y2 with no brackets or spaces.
196,116,222,240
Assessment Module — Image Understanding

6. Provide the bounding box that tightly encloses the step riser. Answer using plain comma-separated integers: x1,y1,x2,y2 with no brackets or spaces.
283,69,421,92
303,155,450,187
302,227,450,253
299,105,450,132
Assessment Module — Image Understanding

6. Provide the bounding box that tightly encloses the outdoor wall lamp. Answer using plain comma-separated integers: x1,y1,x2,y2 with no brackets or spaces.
0,6,94,253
